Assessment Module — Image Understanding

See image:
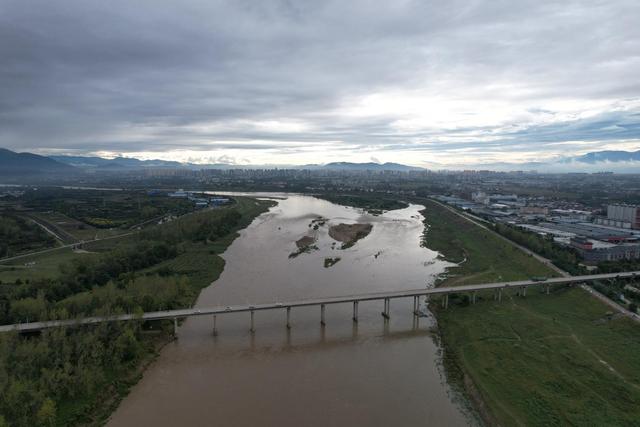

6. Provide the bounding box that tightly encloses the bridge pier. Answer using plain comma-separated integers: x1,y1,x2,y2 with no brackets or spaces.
286,307,291,329
498,288,502,302
212,315,217,336
173,317,178,337
250,310,255,333
320,304,326,326
442,294,449,309
382,298,390,319
413,296,419,315
471,291,477,304
352,301,358,322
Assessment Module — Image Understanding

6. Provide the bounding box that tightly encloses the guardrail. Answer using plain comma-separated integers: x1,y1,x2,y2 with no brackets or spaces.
1,271,638,334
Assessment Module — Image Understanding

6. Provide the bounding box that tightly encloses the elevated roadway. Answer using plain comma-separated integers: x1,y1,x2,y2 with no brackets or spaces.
1,271,638,334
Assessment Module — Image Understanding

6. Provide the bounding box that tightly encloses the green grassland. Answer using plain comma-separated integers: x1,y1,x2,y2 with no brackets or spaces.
0,213,57,258
141,197,272,292
0,249,80,283
21,187,194,229
32,211,122,241
0,234,138,284
421,200,556,286
421,198,640,426
438,289,640,426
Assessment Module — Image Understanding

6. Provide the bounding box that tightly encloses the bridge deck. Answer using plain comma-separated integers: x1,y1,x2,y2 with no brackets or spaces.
1,271,637,333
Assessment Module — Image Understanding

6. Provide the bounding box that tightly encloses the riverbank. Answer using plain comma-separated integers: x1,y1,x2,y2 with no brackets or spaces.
0,197,276,426
421,198,640,425
104,194,468,427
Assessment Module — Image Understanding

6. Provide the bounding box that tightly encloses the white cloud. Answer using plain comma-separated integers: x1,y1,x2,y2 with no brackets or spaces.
1,0,639,166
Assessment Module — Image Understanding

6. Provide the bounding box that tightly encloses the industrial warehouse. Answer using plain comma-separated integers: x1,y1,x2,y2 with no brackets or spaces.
435,194,640,265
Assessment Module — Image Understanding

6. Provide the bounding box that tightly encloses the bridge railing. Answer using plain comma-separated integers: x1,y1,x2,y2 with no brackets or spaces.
1,271,638,334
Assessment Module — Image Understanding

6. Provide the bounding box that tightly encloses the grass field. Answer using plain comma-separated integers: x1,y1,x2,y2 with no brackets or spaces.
421,200,557,286
0,234,136,283
0,197,272,289
22,187,195,229
32,211,122,241
147,197,275,292
0,248,82,282
421,198,640,426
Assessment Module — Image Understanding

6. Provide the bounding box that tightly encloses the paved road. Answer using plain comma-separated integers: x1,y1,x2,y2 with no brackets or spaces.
2,271,638,333
0,211,192,264
429,199,640,321
24,212,79,245
0,231,136,264
430,199,570,277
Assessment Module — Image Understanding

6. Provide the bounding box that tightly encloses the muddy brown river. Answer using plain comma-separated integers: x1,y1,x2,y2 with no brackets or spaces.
107,194,471,426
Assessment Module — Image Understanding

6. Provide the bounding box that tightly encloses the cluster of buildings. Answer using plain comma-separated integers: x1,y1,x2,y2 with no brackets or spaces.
518,203,640,264
596,204,640,229
152,189,230,209
0,189,25,199
439,191,640,265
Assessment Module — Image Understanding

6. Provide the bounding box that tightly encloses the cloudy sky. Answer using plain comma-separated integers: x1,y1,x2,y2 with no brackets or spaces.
1,0,639,167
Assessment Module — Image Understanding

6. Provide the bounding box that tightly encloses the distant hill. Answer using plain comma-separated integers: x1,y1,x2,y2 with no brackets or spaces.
49,155,425,172
0,148,77,177
321,162,423,171
50,155,184,170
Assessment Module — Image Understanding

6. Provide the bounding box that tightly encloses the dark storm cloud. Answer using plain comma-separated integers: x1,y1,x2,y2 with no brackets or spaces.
0,0,639,164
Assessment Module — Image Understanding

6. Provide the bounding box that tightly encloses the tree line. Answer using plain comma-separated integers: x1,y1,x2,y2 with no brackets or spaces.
0,200,260,426
492,223,585,275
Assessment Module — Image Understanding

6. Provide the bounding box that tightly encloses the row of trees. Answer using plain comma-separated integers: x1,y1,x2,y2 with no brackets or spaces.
142,208,242,244
0,213,56,258
492,223,585,275
0,201,255,426
0,241,179,324
0,322,151,427
21,188,194,229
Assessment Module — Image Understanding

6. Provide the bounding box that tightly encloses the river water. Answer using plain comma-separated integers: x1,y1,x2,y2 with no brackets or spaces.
107,194,470,426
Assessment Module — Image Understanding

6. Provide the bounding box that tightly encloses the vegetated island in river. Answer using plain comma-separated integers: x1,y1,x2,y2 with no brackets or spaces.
329,223,373,249
324,257,341,268
315,194,407,215
289,235,318,258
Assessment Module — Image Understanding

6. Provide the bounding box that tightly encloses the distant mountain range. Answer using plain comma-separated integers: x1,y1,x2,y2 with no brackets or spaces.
49,155,186,170
0,148,76,177
49,154,425,172
2,148,640,176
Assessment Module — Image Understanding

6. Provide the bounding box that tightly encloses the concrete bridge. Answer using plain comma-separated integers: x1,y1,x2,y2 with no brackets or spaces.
1,271,638,334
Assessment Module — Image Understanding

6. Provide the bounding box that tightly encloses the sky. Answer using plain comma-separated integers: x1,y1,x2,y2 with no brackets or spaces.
1,0,640,167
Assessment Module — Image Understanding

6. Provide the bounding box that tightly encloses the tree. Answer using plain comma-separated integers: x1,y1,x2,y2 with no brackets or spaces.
36,398,56,427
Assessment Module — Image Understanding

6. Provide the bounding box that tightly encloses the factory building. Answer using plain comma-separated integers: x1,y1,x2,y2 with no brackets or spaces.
570,236,640,263
595,204,640,229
